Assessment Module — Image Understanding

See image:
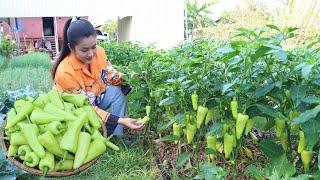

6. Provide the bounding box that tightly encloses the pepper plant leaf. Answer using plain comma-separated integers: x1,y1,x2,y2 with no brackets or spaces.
291,105,320,125
258,138,284,158
176,152,193,168
301,119,320,150
255,104,287,120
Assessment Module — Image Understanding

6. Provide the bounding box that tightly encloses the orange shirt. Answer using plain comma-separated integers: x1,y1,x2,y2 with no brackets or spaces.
54,46,121,121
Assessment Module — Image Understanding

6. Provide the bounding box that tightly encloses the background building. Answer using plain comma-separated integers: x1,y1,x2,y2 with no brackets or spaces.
0,0,185,56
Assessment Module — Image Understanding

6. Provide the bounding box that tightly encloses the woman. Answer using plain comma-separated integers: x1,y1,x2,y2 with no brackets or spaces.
52,17,144,136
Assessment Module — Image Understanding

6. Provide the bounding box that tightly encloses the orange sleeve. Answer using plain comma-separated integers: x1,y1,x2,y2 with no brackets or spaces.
55,73,81,94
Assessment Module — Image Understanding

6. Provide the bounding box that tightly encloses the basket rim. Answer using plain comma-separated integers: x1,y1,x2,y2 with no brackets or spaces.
0,119,106,177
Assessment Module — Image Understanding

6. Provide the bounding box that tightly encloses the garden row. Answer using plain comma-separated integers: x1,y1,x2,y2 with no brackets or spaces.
101,25,320,178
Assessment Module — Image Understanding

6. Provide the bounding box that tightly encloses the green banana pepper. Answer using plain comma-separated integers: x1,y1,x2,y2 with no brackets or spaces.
64,102,75,113
38,131,74,160
61,93,88,107
10,132,27,146
33,94,49,108
7,144,18,157
14,100,29,113
224,132,235,159
5,101,33,129
236,113,249,139
73,132,91,169
30,109,64,124
186,123,197,144
184,112,191,126
145,105,151,117
39,151,55,173
83,139,106,164
298,131,305,153
207,135,217,159
17,145,32,160
173,123,181,144
73,107,93,133
24,151,40,167
54,160,74,171
136,116,150,125
91,130,120,151
84,106,102,129
60,112,87,153
4,109,16,130
19,123,45,158
191,92,198,111
196,106,208,128
230,98,238,120
47,89,64,109
44,103,77,121
301,150,313,172
244,117,256,135
42,121,67,135
5,124,20,136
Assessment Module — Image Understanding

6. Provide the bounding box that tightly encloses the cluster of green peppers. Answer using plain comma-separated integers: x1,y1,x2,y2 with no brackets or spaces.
3,89,119,174
170,91,220,145
214,98,256,159
170,91,315,174
172,91,219,145
172,123,182,144
230,98,255,140
169,95,258,160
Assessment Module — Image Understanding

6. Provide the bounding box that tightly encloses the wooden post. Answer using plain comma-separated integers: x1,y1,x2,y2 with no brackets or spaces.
54,16,59,60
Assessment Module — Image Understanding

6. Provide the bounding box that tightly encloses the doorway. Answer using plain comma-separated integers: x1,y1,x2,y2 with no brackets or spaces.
42,17,54,36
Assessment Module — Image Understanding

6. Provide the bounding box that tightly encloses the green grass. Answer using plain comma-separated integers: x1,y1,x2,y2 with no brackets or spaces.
66,144,159,180
0,67,52,93
7,52,52,69
0,56,7,70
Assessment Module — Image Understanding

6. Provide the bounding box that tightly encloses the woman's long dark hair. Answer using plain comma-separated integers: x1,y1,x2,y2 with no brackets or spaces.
51,17,96,79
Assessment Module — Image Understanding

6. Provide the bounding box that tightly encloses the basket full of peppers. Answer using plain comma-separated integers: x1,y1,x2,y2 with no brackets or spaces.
0,89,120,177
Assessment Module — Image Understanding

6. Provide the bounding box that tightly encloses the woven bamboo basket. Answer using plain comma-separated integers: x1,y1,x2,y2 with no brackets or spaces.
0,119,107,177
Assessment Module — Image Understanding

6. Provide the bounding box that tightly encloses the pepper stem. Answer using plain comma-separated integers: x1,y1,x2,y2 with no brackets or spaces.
62,151,68,162
0,136,10,140
18,151,26,156
42,166,49,178
106,134,114,141
58,127,67,132
24,158,33,163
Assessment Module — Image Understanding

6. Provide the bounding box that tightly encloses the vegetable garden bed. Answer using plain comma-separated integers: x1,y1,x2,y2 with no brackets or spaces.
2,24,320,178
101,25,320,179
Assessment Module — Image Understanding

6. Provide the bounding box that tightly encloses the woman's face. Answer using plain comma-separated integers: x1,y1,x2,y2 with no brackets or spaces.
72,35,97,65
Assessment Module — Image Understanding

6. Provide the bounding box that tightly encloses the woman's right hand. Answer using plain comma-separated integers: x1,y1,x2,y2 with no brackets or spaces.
118,118,145,131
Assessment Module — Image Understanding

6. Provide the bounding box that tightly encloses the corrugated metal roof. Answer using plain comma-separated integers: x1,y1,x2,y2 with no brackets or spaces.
0,0,138,17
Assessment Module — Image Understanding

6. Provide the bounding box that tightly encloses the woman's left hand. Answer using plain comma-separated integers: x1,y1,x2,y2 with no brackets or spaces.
118,118,145,131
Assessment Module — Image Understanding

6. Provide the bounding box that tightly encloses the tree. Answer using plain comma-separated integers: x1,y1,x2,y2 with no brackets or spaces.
186,0,217,32
101,21,117,34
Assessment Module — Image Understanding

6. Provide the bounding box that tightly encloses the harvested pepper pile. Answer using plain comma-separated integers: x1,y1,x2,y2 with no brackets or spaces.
3,89,119,174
